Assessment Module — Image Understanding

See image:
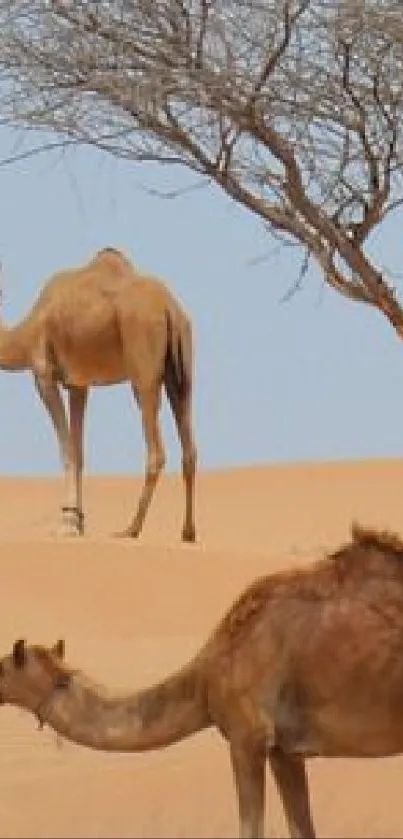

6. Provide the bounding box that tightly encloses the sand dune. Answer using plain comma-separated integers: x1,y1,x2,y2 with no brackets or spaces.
0,458,402,837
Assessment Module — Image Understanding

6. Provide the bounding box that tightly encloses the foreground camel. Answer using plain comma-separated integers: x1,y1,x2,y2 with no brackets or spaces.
3,525,403,837
0,248,196,539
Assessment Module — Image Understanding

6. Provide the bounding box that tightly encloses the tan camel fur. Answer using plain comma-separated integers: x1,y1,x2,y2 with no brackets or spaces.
0,248,196,539
3,524,403,837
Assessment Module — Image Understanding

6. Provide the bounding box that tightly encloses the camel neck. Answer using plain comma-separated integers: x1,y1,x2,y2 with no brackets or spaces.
0,320,30,371
42,665,209,753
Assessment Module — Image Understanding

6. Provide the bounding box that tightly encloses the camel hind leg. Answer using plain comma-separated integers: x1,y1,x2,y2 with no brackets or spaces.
114,307,168,539
164,367,197,542
116,383,166,538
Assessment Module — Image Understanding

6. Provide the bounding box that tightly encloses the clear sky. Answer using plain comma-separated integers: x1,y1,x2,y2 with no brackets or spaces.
0,127,402,476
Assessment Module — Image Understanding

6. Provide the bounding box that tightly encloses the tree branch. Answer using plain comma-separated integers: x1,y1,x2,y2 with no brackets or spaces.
1,0,403,336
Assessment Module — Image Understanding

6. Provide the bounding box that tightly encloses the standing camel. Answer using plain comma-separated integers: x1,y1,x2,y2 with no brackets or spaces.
0,248,197,540
4,524,403,837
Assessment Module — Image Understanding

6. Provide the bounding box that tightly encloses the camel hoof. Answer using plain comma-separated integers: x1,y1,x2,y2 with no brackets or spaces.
61,506,85,537
182,526,197,543
113,527,139,539
60,521,84,538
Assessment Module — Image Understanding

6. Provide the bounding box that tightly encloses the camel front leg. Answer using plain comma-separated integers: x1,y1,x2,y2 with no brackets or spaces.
34,375,82,536
268,749,315,838
116,385,165,538
65,386,88,534
230,741,266,839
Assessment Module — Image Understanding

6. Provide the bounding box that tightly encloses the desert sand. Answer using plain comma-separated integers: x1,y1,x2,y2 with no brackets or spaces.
0,458,402,837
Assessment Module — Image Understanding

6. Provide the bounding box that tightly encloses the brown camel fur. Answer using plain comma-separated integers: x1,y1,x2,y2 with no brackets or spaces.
0,248,196,539
4,524,403,837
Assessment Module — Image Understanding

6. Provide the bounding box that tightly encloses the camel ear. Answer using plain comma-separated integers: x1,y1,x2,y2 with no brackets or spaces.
13,639,27,668
52,639,65,659
55,670,71,690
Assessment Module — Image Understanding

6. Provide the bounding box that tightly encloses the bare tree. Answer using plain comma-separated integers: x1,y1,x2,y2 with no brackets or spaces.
1,1,403,332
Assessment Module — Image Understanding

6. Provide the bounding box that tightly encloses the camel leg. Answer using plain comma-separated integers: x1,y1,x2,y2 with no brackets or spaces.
116,385,165,538
33,375,80,536
165,375,197,542
268,749,315,838
230,741,266,839
65,386,88,534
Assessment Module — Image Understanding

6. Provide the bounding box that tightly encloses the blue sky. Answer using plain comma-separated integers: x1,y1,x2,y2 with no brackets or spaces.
0,127,402,476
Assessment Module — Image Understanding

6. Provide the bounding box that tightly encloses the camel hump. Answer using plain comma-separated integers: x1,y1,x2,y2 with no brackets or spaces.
351,521,403,556
91,247,135,274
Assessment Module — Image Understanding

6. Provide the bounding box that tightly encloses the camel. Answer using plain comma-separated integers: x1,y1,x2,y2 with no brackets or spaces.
0,248,196,539
3,525,403,837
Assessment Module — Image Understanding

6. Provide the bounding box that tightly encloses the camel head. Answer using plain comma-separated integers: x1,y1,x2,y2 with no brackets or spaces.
0,638,70,715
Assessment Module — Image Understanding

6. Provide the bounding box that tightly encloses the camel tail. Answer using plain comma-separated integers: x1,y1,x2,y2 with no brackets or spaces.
132,660,210,751
165,305,193,398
